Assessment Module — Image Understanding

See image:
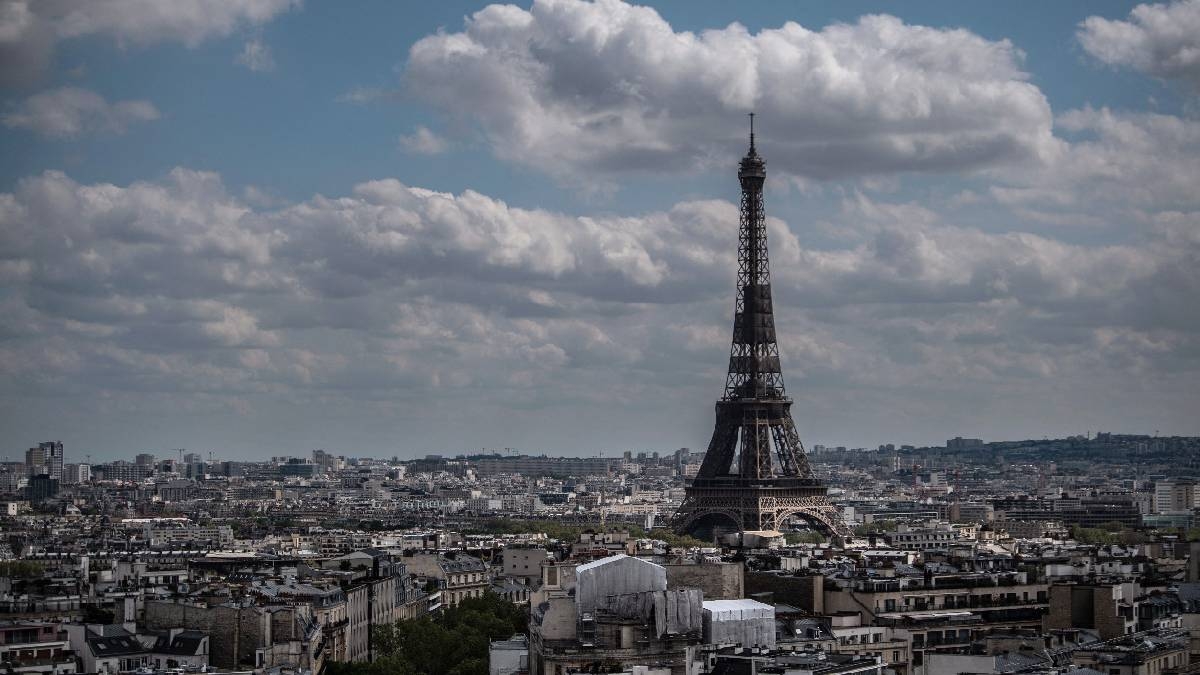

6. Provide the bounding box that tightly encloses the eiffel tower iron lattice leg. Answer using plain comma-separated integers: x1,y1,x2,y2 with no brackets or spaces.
673,116,849,542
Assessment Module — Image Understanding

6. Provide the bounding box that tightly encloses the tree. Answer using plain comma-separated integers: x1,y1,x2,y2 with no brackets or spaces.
854,519,898,536
785,531,826,545
0,561,44,578
466,519,705,549
1070,526,1120,545
330,592,528,675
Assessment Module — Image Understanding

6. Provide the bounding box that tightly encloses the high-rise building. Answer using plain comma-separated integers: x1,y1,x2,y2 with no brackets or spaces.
93,462,154,482
185,461,206,479
24,446,44,477
46,442,63,481
27,474,59,502
1154,478,1198,513
26,441,63,480
313,449,343,473
62,463,91,484
135,453,156,466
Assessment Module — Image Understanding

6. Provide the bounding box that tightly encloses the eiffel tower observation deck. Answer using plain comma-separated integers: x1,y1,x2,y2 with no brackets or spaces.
673,116,849,541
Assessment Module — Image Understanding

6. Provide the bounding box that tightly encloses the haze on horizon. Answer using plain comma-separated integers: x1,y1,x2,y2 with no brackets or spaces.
1,0,1198,462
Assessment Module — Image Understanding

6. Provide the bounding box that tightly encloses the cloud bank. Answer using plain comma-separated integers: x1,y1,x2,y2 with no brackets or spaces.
1,160,1195,451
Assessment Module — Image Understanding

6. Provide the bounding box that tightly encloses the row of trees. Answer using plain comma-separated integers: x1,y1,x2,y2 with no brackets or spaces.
466,518,706,548
329,593,527,675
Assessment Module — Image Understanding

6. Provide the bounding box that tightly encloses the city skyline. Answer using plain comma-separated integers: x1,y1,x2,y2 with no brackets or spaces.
3,0,1199,460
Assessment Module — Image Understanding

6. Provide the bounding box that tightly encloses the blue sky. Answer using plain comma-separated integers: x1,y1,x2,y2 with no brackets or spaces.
2,0,1198,461
0,2,1180,208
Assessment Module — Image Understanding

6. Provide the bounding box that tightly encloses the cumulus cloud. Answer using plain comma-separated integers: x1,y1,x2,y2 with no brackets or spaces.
235,37,275,72
269,178,744,302
787,194,1159,318
0,0,299,85
401,0,1058,181
986,106,1200,224
0,166,1196,454
397,126,447,154
3,86,159,137
1078,0,1200,91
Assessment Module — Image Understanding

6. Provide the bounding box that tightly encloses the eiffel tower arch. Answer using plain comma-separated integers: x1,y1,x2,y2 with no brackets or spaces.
673,116,850,542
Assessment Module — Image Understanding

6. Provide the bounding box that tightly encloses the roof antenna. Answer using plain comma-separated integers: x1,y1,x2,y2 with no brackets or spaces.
748,112,756,152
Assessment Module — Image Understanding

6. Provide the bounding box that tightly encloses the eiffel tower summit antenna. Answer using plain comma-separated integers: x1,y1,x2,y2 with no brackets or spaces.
672,116,849,541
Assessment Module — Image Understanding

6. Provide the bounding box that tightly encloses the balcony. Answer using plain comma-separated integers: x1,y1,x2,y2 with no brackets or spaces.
922,633,971,649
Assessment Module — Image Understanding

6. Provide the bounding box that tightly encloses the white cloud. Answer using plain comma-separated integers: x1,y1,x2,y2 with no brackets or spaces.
402,0,1058,181
3,86,159,137
397,125,447,155
986,106,1200,222
1078,0,1200,91
42,0,299,45
235,37,275,72
0,167,1195,453
336,85,402,105
0,0,299,84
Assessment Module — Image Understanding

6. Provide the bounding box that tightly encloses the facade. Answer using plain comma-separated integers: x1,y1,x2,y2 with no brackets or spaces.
91,463,154,482
64,625,149,675
405,552,490,607
142,520,234,548
882,523,964,551
1154,478,1198,513
0,621,77,675
24,446,44,477
1045,583,1138,640
822,568,1049,671
1070,628,1190,675
709,649,884,675
26,475,58,503
503,544,552,584
60,464,90,485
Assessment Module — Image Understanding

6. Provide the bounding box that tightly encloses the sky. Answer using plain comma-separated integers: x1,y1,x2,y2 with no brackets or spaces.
1,0,1199,462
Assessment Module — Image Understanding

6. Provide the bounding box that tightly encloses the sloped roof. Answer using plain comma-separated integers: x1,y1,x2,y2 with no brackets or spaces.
87,633,145,657
576,553,626,572
152,631,207,656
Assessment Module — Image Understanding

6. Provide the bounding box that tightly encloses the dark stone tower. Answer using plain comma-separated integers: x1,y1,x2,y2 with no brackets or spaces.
673,116,847,540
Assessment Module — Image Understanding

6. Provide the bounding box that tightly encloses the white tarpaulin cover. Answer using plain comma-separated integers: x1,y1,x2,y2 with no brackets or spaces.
654,589,703,637
597,588,703,637
576,555,667,617
703,599,776,649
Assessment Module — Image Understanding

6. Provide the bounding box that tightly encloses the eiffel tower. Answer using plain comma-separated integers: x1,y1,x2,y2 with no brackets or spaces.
673,116,848,541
